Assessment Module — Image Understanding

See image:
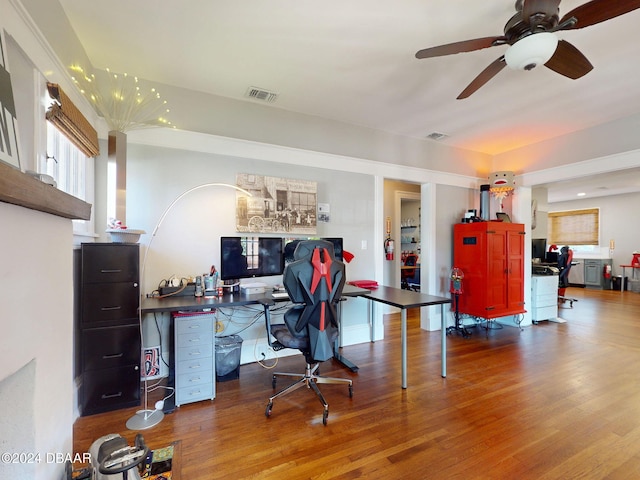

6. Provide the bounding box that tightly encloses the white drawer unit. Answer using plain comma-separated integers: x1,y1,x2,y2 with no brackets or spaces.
174,313,215,406
531,275,559,323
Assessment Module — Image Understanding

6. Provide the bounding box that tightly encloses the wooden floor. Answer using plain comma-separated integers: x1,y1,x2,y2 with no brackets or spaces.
74,288,640,479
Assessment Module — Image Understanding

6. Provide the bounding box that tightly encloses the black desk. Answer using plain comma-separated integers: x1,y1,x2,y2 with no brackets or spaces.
139,283,369,314
140,285,370,412
140,284,450,401
360,286,451,388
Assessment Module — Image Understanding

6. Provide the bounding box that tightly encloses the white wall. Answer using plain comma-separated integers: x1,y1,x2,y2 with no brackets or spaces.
0,203,75,480
546,191,640,274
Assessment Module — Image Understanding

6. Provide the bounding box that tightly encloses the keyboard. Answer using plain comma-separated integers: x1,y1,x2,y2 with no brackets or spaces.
272,291,290,300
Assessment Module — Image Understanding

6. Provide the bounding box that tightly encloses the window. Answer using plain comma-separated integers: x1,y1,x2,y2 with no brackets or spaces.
44,122,86,199
548,208,599,246
41,122,95,236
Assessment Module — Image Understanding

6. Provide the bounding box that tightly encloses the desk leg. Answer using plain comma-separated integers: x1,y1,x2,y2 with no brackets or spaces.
441,303,447,378
622,267,626,294
333,298,359,372
370,299,375,342
401,308,407,389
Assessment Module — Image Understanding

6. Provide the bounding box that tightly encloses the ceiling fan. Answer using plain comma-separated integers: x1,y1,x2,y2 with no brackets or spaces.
415,0,640,99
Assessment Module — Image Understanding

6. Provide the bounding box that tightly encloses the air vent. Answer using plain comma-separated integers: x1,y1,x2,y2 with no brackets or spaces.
245,86,279,103
426,132,449,141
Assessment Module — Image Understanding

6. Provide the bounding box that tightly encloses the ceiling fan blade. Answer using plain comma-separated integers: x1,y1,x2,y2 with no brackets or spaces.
457,56,506,99
522,0,560,22
559,0,640,30
415,36,506,59
544,40,593,79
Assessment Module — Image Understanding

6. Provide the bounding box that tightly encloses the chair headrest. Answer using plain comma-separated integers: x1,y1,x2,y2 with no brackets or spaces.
293,240,335,262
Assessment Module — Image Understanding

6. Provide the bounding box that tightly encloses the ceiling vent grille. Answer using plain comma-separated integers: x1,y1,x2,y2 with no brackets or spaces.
426,132,449,141
245,86,279,103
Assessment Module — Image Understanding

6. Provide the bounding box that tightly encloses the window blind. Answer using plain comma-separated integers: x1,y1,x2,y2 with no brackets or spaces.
548,208,599,245
45,83,99,158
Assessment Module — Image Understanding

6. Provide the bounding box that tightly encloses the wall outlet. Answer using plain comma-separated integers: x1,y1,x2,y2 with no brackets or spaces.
255,343,270,360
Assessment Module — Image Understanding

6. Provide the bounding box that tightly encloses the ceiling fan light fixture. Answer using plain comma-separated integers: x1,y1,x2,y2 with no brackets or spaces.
504,32,558,71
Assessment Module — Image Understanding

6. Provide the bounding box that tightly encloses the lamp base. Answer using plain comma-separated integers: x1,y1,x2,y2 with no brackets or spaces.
126,409,164,430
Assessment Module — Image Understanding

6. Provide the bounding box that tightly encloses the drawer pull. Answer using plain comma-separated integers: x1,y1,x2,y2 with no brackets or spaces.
190,351,202,356
101,306,122,311
101,391,123,399
189,390,201,396
190,377,201,382
102,353,124,359
189,325,201,329
100,269,122,274
189,364,202,369
189,338,201,342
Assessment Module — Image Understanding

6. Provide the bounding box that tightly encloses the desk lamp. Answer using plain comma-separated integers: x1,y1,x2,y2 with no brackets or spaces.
126,182,252,430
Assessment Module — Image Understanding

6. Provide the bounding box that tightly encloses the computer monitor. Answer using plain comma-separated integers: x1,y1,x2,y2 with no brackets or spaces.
220,236,284,280
532,238,546,262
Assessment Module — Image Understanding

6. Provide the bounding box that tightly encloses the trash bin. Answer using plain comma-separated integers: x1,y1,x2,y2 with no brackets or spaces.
215,335,243,381
612,276,628,291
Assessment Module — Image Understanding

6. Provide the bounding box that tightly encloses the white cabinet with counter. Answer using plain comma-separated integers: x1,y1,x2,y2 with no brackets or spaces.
531,275,559,324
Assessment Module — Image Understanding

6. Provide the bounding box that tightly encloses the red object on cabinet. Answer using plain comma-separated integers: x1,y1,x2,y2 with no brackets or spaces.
453,222,526,319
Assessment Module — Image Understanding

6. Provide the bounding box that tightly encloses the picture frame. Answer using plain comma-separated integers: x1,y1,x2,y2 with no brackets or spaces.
235,173,317,234
0,28,21,169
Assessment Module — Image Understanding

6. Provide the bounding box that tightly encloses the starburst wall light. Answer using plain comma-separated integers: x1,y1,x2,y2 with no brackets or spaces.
70,65,174,132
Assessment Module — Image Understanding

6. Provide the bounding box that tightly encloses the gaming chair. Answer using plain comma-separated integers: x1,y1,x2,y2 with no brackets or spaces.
262,240,353,425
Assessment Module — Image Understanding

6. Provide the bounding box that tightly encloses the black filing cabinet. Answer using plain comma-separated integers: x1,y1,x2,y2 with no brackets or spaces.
76,243,141,416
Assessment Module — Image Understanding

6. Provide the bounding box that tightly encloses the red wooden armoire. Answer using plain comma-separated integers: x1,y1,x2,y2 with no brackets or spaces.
453,222,526,319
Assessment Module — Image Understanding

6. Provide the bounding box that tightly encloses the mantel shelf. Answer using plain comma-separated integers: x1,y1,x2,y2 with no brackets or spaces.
0,162,92,220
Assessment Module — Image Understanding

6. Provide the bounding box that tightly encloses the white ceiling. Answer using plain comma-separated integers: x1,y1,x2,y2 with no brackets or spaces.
55,0,640,202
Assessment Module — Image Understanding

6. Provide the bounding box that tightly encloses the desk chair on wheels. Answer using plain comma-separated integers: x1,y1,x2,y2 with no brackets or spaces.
262,240,353,425
558,246,578,307
401,253,419,291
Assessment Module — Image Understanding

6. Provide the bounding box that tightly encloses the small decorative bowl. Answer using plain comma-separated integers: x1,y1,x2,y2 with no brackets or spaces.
106,229,145,243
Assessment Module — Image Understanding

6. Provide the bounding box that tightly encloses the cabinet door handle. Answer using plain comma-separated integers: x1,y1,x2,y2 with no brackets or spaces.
100,269,122,274
100,306,122,311
102,353,124,359
101,391,123,399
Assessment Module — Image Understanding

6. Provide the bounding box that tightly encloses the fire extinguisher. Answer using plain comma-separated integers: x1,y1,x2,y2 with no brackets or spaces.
384,237,395,261
604,264,612,279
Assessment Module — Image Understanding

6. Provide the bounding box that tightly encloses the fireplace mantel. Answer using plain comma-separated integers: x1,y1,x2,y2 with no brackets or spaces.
0,162,91,220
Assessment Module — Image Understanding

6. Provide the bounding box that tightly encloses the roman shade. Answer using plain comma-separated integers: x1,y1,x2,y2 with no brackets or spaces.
45,82,99,157
548,208,599,246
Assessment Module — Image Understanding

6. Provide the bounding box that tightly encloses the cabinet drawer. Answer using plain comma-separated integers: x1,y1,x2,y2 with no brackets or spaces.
177,356,214,376
178,344,214,363
532,305,558,321
177,331,212,348
82,325,140,371
177,368,214,389
81,364,140,416
82,283,139,326
82,244,139,283
533,293,558,308
534,277,558,295
175,316,213,335
176,383,215,406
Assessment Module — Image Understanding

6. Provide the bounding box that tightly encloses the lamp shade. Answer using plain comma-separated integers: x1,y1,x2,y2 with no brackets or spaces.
504,33,558,71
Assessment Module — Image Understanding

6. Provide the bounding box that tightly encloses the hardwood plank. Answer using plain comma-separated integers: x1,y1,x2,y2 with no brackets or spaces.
73,288,640,479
